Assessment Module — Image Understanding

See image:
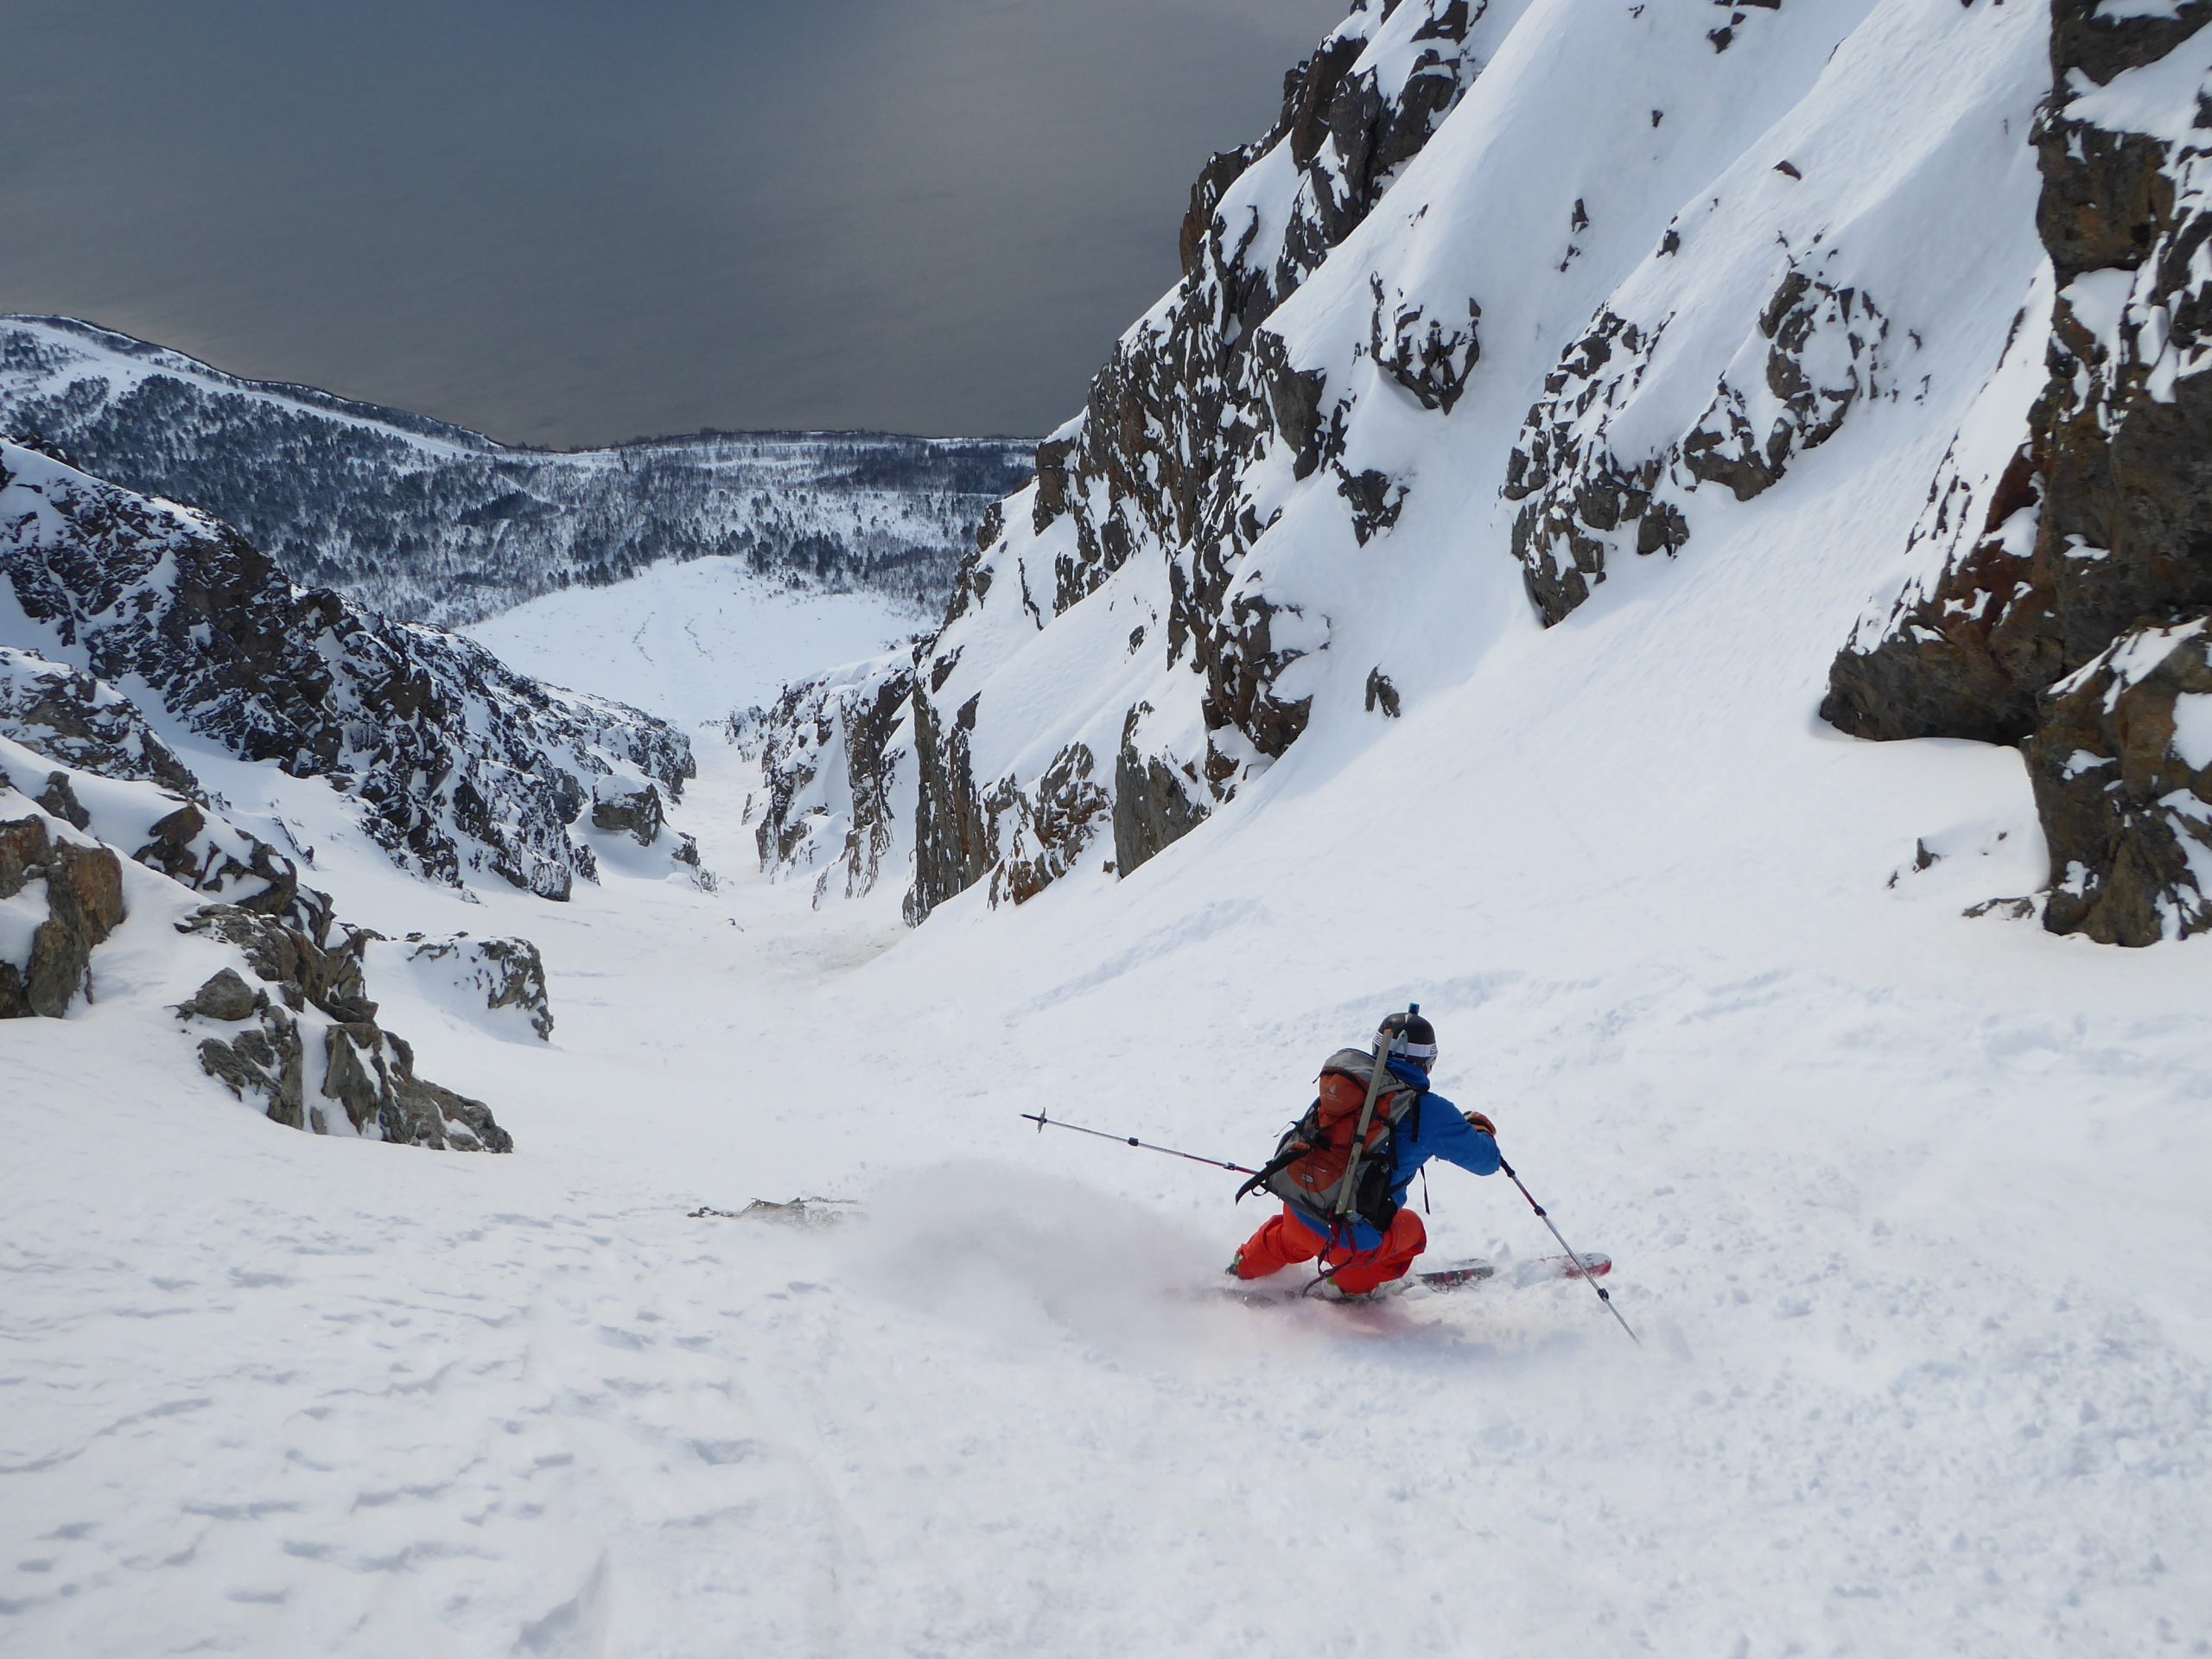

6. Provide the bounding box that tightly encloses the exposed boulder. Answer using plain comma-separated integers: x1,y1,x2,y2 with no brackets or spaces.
591,781,667,848
176,966,264,1023
0,815,126,1018
180,904,515,1149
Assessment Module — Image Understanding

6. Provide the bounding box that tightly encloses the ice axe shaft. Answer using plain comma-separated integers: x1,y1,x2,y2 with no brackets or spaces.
1497,1152,1641,1346
1021,1111,1260,1177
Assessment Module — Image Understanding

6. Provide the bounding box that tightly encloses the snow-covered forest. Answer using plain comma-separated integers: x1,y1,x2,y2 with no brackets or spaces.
0,317,1031,624
4,3,2210,1656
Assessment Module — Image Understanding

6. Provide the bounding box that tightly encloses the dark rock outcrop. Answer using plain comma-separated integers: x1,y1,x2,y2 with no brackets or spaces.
1370,278,1480,414
592,782,667,848
181,904,515,1149
0,815,126,1017
1112,702,1211,877
882,0,1491,921
1,645,325,928
987,744,1110,907
2027,616,2212,944
0,645,201,799
1510,258,1885,624
1823,2,2212,943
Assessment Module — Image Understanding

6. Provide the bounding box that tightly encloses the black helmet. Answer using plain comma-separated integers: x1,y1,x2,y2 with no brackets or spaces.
1376,1006,1438,1071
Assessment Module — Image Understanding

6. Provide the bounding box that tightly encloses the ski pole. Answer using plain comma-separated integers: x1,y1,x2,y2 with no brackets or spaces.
1496,1152,1640,1346
1021,1111,1260,1176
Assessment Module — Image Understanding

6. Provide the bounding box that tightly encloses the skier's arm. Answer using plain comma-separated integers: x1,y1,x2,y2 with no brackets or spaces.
1419,1091,1501,1178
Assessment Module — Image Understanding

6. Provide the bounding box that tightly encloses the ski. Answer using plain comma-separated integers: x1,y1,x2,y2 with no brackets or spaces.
1419,1250,1610,1292
1218,1250,1609,1305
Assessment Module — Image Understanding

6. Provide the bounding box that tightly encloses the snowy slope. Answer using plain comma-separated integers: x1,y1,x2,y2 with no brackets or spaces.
465,558,925,732
3,654,2209,1656
0,316,1031,626
4,3,2212,1656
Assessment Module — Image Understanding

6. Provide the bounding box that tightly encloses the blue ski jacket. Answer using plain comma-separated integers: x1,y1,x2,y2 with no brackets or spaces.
1287,1055,1500,1250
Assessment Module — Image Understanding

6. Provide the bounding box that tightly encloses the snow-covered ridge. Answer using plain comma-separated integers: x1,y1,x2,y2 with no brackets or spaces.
1,440,692,903
0,315,1033,627
756,0,2107,934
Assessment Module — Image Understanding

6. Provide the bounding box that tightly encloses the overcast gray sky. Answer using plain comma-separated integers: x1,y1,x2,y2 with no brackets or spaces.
0,0,1350,447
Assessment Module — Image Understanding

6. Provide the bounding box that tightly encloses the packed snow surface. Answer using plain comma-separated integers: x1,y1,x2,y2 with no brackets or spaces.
465,558,925,729
5,611,2211,1657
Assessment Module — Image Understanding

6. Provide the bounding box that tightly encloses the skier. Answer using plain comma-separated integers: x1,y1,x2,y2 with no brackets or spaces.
1228,1009,1499,1300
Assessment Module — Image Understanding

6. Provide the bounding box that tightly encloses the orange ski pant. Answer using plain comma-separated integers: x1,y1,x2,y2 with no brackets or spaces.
1233,1204,1427,1294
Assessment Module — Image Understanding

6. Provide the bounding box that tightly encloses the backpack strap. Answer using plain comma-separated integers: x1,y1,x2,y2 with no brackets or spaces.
1234,1135,1310,1204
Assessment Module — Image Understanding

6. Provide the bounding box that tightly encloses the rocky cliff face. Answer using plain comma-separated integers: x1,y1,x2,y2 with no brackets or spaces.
756,0,2069,931
0,316,1032,627
1825,1,2212,944
758,0,1501,916
1,653,529,1150
1507,257,1890,624
2,440,692,901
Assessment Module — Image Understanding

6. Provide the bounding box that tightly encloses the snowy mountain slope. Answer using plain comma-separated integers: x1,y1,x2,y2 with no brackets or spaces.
0,316,1032,626
756,0,2077,939
0,440,692,901
6,3,2212,1656
465,556,925,733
